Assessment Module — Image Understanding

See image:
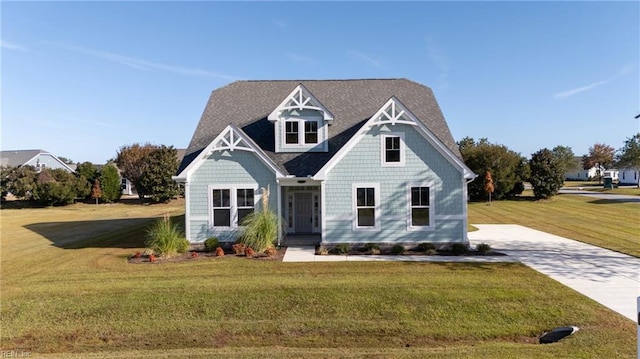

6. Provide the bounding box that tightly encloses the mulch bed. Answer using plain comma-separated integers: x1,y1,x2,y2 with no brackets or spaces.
128,247,287,264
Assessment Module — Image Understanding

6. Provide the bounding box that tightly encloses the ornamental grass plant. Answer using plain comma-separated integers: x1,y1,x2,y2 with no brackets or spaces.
145,214,189,257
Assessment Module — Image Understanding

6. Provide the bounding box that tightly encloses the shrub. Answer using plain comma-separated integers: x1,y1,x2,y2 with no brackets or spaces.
363,243,380,251
145,215,189,257
149,254,157,262
334,244,350,255
245,247,255,258
391,244,405,255
215,247,225,257
132,251,142,259
416,243,436,252
190,251,199,259
451,243,469,255
316,246,329,255
264,247,277,257
529,148,564,199
476,242,492,255
370,248,381,255
425,248,437,256
232,243,246,255
99,164,122,203
236,187,284,252
204,237,220,252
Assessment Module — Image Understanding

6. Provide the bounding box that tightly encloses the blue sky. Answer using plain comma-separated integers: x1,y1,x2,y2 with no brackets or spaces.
2,1,639,164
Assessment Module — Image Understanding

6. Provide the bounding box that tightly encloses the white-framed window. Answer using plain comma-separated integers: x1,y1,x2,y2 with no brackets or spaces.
283,118,321,146
407,183,435,231
209,185,257,228
285,121,299,144
236,188,255,225
381,133,405,166
352,183,380,231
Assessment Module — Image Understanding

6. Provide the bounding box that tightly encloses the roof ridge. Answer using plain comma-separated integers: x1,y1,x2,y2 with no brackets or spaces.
237,78,410,83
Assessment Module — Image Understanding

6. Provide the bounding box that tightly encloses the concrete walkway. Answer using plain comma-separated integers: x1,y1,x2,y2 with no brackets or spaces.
283,224,639,322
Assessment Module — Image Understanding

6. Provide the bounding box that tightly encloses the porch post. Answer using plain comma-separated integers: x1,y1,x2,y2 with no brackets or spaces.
276,181,282,246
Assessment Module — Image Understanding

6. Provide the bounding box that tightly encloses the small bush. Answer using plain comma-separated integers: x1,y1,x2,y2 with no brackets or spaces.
451,243,469,255
145,215,189,257
245,247,255,258
264,247,277,257
190,251,199,259
316,246,329,255
416,243,436,252
232,243,246,255
391,244,405,255
334,244,350,255
132,251,141,259
476,242,492,255
370,248,381,255
425,248,437,256
149,254,157,262
215,247,225,257
363,243,380,251
204,237,220,252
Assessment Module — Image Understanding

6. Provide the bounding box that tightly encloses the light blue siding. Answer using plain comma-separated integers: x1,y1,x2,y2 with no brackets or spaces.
24,154,72,172
188,150,277,242
324,124,465,244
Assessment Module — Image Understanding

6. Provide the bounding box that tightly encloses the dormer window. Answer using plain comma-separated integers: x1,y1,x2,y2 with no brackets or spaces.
284,118,320,146
269,84,333,153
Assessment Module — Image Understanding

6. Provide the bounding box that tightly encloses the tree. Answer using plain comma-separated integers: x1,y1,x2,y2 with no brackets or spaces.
5,165,38,200
529,148,564,199
458,137,529,201
582,143,615,182
32,169,79,206
90,179,102,204
116,143,156,199
483,171,494,204
58,156,73,164
616,133,640,186
100,164,121,203
551,145,579,175
76,162,99,183
138,145,180,203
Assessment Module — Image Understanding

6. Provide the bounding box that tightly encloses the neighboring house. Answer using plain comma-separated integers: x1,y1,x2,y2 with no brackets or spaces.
174,79,476,247
618,168,639,186
0,149,75,172
120,148,186,195
602,169,619,182
565,160,603,181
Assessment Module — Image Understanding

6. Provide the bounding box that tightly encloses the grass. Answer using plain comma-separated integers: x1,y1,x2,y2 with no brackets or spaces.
1,199,637,358
563,181,640,196
469,191,640,257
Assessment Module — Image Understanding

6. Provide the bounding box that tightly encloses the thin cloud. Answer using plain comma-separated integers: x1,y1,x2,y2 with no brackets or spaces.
58,43,237,80
554,63,635,100
270,19,286,29
346,50,383,69
286,52,314,65
554,80,609,99
1,39,29,52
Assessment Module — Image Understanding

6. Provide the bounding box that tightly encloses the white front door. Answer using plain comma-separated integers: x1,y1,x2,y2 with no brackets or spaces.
294,192,313,233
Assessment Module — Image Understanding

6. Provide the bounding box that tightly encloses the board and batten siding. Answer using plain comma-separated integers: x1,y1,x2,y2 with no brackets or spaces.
187,150,278,242
323,123,465,244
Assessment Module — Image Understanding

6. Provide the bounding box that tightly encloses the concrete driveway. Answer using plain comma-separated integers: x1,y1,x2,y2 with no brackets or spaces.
469,224,639,322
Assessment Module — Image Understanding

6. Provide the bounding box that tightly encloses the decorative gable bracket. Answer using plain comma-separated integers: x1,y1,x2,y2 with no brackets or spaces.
209,126,255,154
268,84,334,123
368,97,418,128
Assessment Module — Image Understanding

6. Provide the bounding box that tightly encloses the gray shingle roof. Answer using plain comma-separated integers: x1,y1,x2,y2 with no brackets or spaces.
180,79,461,176
0,149,46,168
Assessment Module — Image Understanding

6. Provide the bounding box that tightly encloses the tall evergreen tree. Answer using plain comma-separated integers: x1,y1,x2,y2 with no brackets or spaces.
529,148,564,199
138,145,180,203
100,164,122,203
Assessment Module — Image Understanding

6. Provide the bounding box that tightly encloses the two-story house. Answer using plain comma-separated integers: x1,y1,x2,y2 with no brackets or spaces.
174,79,476,247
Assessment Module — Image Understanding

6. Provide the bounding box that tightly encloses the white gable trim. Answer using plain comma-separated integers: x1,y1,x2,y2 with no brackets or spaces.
315,97,475,180
268,84,334,123
174,124,284,181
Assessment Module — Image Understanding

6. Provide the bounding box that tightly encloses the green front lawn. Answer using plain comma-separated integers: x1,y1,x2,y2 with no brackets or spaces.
1,200,636,358
468,192,640,257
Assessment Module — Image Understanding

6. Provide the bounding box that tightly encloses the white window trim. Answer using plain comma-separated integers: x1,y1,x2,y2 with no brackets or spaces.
208,184,258,229
282,117,323,147
380,132,405,167
352,183,381,231
406,182,435,231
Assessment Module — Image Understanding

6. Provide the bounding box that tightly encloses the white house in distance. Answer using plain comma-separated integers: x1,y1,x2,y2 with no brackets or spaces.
618,168,639,186
174,79,476,247
0,149,74,172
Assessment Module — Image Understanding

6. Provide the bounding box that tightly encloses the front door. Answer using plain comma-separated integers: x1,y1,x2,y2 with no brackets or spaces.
294,192,313,233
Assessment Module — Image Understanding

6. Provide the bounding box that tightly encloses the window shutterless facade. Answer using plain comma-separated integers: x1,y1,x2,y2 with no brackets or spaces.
381,133,405,166
285,121,299,144
353,183,380,231
210,186,256,228
407,183,434,231
283,118,321,146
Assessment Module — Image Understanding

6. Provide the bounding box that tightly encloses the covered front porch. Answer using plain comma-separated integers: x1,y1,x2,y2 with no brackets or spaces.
277,177,323,246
